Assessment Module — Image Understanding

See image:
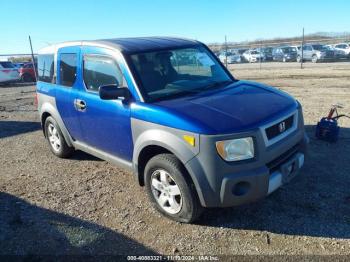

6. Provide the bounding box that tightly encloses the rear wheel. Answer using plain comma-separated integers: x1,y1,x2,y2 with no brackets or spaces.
44,116,74,158
297,56,301,63
312,55,318,63
145,153,203,223
282,57,287,62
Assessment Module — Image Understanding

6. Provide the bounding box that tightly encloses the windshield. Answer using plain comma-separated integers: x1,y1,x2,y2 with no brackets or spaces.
282,47,297,53
130,46,233,102
263,48,273,53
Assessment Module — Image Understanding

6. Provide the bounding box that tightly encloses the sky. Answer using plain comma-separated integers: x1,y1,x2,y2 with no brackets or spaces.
1,0,350,54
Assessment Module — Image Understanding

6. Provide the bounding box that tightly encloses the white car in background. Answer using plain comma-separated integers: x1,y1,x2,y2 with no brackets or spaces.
0,61,20,84
242,50,264,63
333,43,350,57
218,51,241,64
291,45,301,51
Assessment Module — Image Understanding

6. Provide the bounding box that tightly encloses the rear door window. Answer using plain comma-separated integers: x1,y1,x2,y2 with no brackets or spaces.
304,46,312,51
38,55,55,83
83,55,125,92
59,53,77,87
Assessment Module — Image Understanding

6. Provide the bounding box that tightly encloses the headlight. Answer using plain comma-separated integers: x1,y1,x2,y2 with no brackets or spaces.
216,137,254,161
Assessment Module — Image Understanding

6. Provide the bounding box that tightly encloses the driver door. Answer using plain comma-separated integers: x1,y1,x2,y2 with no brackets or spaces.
76,47,133,161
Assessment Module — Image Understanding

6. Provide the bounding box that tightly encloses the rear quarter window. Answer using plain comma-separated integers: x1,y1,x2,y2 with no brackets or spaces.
38,55,55,83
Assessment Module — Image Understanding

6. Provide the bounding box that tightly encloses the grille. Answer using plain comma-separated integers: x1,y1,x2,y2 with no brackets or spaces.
265,115,294,140
266,143,300,174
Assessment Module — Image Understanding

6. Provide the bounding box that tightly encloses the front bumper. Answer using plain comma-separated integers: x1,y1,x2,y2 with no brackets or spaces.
215,136,307,207
185,108,309,208
285,56,297,61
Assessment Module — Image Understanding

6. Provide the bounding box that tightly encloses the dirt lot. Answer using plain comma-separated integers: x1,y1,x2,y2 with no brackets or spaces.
1,62,350,257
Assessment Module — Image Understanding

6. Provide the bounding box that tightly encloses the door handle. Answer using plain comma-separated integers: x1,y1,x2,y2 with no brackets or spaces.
74,99,87,111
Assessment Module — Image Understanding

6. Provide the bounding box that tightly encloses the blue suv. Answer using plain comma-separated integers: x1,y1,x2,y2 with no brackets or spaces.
37,37,308,223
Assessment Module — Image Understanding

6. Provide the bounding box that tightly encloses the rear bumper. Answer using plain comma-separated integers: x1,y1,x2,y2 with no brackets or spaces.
0,78,20,84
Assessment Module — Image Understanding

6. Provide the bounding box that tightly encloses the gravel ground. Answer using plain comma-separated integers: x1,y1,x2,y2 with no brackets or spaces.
0,62,350,257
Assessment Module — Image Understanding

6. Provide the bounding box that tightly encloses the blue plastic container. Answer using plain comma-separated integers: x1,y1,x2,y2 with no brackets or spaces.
315,117,339,142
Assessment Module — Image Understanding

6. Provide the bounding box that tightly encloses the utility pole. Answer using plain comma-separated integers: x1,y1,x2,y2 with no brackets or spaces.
29,35,37,81
301,28,304,69
259,41,262,70
225,35,228,68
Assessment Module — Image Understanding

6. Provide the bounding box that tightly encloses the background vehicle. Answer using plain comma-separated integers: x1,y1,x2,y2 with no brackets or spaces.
260,47,273,61
297,44,334,63
218,51,241,64
325,45,346,60
13,63,25,69
0,61,20,84
273,46,298,62
242,50,264,63
333,43,350,58
18,63,36,82
290,45,301,51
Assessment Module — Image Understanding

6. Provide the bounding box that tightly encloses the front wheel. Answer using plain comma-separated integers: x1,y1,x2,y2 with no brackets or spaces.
312,55,318,63
297,56,301,63
144,154,203,223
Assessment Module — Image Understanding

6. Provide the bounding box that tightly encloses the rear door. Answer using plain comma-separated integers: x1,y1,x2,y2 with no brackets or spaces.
55,46,84,141
303,45,312,60
276,49,282,61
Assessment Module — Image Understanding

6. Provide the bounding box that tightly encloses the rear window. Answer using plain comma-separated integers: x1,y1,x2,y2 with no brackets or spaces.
38,55,55,83
0,62,15,68
59,53,77,87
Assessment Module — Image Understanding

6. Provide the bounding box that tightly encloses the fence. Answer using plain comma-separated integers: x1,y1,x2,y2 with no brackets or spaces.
209,35,350,69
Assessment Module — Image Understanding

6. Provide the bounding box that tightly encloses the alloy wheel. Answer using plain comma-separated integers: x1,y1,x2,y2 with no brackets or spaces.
47,123,61,152
150,169,182,214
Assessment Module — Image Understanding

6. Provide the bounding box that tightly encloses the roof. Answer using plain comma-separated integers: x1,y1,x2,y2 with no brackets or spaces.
38,37,201,54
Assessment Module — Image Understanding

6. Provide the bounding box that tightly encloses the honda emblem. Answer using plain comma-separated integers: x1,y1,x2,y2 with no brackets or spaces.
279,121,286,133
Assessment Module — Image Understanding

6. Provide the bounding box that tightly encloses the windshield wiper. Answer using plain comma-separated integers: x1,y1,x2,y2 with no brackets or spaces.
151,80,234,102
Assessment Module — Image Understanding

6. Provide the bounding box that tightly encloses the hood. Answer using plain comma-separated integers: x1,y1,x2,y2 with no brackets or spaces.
134,80,298,135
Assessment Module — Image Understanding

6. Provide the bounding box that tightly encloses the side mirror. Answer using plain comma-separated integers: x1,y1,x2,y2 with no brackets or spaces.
99,84,131,100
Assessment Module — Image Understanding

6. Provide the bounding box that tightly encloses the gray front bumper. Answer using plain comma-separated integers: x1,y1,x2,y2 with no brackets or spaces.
185,108,309,208
267,152,304,194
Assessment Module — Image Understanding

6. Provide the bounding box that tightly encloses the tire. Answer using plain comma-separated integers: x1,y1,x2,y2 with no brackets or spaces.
44,116,74,158
282,57,286,63
312,55,318,63
144,153,203,223
297,56,301,63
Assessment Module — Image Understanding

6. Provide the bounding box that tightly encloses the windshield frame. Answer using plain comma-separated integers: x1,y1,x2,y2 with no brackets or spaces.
125,44,236,103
